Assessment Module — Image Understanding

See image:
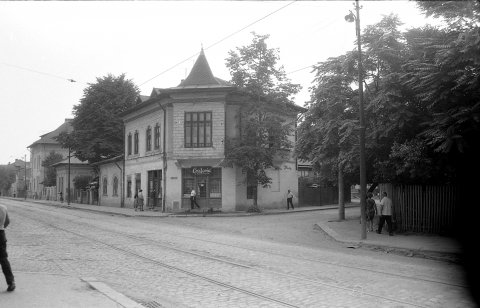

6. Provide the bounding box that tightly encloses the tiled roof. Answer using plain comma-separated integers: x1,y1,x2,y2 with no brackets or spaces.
50,156,87,167
28,119,73,148
178,49,231,88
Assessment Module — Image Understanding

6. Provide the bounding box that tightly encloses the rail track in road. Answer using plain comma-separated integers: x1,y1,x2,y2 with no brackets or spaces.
7,200,473,308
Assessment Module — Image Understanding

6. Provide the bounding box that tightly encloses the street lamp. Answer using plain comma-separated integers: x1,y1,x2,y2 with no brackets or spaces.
346,0,367,240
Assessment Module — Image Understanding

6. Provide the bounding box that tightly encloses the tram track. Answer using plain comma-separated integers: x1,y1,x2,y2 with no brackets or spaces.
8,201,470,307
13,201,466,289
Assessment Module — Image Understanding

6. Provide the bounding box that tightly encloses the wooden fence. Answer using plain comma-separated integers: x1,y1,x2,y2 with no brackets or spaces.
299,181,351,206
379,183,459,235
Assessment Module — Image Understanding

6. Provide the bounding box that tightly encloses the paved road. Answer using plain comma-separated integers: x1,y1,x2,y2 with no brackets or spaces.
2,199,474,307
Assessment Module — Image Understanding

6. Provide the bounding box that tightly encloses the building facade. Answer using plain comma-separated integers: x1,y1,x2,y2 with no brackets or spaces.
53,156,94,203
28,119,72,198
91,156,124,207
121,50,303,212
9,159,31,198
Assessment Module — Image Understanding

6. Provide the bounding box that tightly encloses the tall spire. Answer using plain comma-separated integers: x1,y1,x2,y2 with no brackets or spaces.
178,48,220,87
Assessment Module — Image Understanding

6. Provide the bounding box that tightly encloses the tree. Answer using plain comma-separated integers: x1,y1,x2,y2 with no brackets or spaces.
296,53,360,219
0,165,15,194
298,14,465,187
57,74,139,163
223,32,301,209
41,151,63,187
73,175,92,190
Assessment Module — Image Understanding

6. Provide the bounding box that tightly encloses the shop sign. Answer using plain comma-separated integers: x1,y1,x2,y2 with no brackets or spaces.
192,167,212,176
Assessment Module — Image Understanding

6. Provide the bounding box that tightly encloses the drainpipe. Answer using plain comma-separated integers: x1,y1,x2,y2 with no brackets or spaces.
156,101,167,213
119,122,126,208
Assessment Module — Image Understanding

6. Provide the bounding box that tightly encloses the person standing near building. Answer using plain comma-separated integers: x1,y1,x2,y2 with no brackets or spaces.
0,204,15,292
137,190,144,211
286,189,295,210
377,191,394,236
190,189,200,209
366,192,377,232
133,191,138,211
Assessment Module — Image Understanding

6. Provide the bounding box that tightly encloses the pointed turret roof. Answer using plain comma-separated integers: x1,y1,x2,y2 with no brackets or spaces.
177,48,231,88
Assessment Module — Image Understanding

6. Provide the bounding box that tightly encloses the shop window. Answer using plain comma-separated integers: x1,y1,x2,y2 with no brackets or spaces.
184,112,212,148
182,168,222,199
210,179,221,198
183,178,194,198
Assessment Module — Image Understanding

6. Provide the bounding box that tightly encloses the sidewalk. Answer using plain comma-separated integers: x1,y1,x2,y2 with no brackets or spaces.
0,272,142,308
7,197,462,262
315,216,462,262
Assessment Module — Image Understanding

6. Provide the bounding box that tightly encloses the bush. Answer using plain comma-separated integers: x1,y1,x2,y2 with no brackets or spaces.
246,204,262,213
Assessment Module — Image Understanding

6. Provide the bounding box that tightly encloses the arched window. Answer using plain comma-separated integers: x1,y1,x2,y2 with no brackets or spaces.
134,130,139,154
127,133,132,155
102,177,108,196
154,123,160,150
113,176,118,196
146,126,152,152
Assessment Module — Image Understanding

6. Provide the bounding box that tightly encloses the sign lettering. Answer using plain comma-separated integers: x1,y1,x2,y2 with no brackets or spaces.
192,167,212,176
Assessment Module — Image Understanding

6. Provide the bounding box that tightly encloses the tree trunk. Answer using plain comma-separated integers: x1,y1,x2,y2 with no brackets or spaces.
338,167,345,221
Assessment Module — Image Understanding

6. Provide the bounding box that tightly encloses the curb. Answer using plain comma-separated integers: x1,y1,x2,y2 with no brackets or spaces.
4,197,359,218
82,277,144,308
314,221,460,263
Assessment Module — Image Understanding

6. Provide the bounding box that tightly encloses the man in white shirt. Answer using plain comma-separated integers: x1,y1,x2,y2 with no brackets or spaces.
190,189,200,209
377,192,394,236
0,204,15,291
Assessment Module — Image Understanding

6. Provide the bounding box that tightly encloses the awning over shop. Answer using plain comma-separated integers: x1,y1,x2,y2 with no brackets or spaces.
175,158,224,168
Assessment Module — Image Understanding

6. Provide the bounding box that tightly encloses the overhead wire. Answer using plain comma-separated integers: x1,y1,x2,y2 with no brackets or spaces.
285,15,344,76
0,62,79,83
138,0,298,86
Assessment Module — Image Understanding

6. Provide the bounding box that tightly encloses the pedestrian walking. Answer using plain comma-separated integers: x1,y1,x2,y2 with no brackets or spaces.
286,189,295,210
190,189,200,209
377,191,394,236
138,189,144,211
133,192,138,211
366,192,377,232
0,204,15,292
59,191,63,203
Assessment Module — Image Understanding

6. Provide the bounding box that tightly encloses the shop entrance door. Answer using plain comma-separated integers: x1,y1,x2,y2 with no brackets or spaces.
196,176,208,207
147,170,162,210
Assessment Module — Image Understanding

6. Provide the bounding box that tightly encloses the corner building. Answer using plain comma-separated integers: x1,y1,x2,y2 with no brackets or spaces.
121,49,303,212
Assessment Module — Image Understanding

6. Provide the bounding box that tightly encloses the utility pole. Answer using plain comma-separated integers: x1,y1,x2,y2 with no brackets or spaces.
24,154,27,200
346,0,367,239
68,147,71,206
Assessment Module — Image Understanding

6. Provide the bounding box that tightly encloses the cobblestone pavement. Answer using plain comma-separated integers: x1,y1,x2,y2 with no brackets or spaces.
3,199,475,308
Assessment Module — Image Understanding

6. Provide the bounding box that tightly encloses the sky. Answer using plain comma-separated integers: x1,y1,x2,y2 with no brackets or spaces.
0,0,440,165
